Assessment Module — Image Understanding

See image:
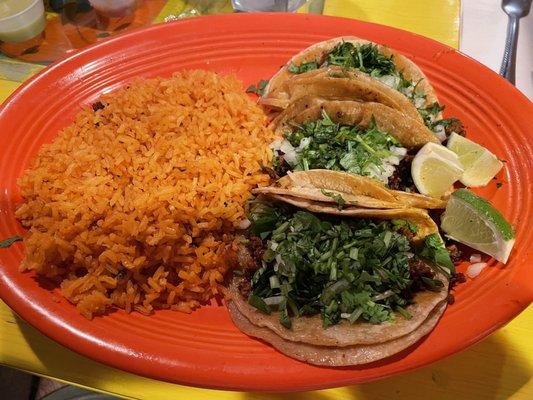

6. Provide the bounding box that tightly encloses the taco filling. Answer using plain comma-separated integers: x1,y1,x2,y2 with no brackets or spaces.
233,201,453,330
270,110,408,185
287,42,461,140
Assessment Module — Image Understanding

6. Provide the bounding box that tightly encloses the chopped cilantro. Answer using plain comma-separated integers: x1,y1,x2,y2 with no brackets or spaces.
419,233,455,275
279,306,292,328
248,201,282,235
288,61,319,74
247,205,440,328
321,189,346,210
284,42,466,134
248,294,271,314
418,102,445,126
246,79,269,96
0,235,22,249
325,42,396,77
396,305,412,320
276,111,404,183
391,219,419,234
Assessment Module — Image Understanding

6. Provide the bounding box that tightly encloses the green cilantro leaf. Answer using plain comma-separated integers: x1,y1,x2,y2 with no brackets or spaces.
0,235,23,249
321,189,346,210
419,233,455,275
287,61,319,74
245,79,269,96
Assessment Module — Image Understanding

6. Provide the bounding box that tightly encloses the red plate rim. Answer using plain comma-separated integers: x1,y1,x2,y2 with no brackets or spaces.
0,13,532,392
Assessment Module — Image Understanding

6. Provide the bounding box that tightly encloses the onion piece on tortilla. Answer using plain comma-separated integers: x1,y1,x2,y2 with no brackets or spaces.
469,254,482,263
466,262,487,278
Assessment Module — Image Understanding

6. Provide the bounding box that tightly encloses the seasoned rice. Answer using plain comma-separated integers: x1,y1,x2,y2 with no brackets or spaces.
15,70,275,319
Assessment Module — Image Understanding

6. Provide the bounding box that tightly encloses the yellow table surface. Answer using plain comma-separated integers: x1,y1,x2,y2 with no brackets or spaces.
1,1,532,399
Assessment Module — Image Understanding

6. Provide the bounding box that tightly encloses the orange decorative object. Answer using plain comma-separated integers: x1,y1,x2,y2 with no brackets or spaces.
0,14,531,391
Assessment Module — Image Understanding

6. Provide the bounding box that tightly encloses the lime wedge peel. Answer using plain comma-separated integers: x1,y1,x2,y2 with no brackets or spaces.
441,189,515,263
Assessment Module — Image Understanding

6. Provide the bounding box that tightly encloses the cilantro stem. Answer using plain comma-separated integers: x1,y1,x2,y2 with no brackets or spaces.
0,235,23,249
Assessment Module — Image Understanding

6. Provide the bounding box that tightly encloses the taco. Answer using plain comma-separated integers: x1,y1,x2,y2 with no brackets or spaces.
255,169,447,211
270,96,437,148
228,301,446,366
260,36,452,136
226,198,454,366
263,67,425,124
259,193,441,242
266,99,450,200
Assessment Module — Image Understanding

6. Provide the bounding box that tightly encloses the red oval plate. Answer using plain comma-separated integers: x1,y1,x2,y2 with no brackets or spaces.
0,14,532,392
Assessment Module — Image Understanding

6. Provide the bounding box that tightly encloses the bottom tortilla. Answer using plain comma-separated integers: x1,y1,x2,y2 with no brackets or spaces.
266,193,439,243
229,275,448,347
228,301,447,366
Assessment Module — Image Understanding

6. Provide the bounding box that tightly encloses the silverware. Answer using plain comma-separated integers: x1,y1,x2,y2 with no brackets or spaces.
499,0,532,84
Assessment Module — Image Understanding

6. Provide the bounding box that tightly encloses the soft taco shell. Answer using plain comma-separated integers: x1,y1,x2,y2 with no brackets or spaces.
228,301,447,366
270,98,438,149
265,194,439,242
278,170,397,203
229,274,448,347
253,186,402,209
262,36,440,117
262,66,423,124
279,170,446,209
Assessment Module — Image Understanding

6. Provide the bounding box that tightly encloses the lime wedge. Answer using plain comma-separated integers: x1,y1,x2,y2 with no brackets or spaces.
446,133,503,187
441,189,515,263
411,143,464,198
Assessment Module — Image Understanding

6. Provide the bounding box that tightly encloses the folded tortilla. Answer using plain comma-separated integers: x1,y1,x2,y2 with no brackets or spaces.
270,97,438,149
261,36,441,119
228,301,446,366
263,193,439,243
229,272,447,347
267,170,447,211
227,194,450,366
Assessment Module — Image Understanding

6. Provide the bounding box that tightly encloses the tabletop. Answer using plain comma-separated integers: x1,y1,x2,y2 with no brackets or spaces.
0,1,531,399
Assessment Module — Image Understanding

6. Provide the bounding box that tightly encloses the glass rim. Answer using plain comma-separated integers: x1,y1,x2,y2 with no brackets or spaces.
0,0,43,23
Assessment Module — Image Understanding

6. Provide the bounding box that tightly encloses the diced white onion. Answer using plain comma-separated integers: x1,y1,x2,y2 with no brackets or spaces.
269,275,280,289
340,313,351,319
433,124,447,142
372,290,395,301
269,139,283,150
470,254,482,263
270,241,278,251
383,155,400,166
376,74,400,89
235,218,251,230
391,146,408,157
466,262,487,278
400,85,414,97
279,139,298,165
363,145,407,183
414,96,427,109
297,137,312,151
264,296,285,306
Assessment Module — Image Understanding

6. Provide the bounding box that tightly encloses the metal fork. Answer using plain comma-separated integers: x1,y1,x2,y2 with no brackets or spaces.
499,0,532,84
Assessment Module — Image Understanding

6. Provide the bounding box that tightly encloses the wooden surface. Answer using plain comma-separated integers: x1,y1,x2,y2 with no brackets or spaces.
1,1,532,399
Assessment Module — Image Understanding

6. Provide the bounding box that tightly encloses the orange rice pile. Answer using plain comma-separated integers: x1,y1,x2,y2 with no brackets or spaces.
16,70,275,319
